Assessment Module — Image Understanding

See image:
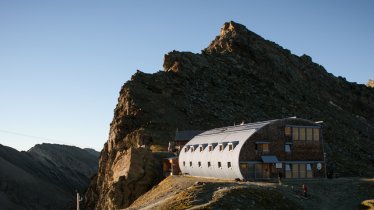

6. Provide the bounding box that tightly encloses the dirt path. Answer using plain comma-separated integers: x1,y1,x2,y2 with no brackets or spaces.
126,176,374,210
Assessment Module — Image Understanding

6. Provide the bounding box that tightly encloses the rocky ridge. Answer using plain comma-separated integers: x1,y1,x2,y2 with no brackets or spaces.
84,21,374,209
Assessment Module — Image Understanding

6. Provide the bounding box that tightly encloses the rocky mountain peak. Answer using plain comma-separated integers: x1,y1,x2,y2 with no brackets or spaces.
204,21,264,55
84,22,374,210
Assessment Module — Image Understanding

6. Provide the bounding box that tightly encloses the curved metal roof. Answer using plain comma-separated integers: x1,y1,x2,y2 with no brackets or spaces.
179,119,277,179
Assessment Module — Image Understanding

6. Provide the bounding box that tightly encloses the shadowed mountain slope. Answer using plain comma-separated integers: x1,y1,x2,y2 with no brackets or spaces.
84,21,374,209
0,143,99,210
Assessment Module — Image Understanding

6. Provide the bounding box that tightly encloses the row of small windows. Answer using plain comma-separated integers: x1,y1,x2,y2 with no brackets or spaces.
183,161,232,169
285,126,320,141
184,143,234,153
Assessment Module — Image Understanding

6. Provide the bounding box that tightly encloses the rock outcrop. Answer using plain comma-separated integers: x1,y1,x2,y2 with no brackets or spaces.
0,143,99,210
368,79,374,87
84,21,374,209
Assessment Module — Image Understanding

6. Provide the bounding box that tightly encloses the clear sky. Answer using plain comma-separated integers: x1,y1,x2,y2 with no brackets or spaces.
0,1,373,151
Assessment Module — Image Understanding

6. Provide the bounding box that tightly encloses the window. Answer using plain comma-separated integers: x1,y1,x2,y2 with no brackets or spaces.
285,144,291,152
292,127,299,140
285,126,291,136
313,128,320,141
218,162,222,168
227,162,232,168
307,128,313,141
262,144,269,153
208,145,213,152
219,144,223,151
292,164,299,178
198,161,201,167
208,161,211,167
306,164,313,178
190,146,194,152
189,161,192,167
228,144,233,151
199,146,203,152
299,164,306,178
184,147,188,152
183,161,185,166
299,128,306,140
285,164,292,178
306,164,312,171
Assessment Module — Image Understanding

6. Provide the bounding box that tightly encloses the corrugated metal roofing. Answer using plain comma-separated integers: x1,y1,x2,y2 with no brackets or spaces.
179,119,277,180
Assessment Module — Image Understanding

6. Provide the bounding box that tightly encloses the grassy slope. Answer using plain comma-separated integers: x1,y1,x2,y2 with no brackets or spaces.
127,176,374,210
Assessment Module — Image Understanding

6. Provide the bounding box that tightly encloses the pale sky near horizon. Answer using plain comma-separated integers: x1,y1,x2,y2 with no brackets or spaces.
0,1,373,151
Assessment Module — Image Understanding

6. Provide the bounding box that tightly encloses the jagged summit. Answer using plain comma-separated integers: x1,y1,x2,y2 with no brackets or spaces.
85,22,374,210
204,21,264,54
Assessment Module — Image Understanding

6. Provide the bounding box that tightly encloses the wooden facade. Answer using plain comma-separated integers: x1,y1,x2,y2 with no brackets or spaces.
179,118,326,180
239,118,325,180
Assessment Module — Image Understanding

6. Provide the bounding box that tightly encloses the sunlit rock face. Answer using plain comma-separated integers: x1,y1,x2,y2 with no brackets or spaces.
368,79,374,88
84,21,374,209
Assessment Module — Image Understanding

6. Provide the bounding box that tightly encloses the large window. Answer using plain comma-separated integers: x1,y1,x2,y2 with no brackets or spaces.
292,164,299,178
208,161,211,167
291,126,320,141
307,128,313,140
189,161,192,167
307,164,313,178
285,164,292,178
299,164,306,178
219,144,223,151
198,161,201,167
218,162,222,168
285,126,291,136
292,127,299,140
227,162,232,168
313,128,320,141
299,128,306,140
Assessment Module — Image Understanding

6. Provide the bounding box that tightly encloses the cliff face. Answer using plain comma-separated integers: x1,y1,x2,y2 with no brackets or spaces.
85,21,374,209
0,143,99,210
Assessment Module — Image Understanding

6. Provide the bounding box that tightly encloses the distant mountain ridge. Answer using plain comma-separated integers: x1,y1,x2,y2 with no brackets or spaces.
0,143,99,210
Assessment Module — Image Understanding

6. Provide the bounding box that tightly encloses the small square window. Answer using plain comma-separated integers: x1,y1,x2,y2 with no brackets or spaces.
189,161,192,167
285,144,291,152
306,164,312,171
208,145,213,152
285,164,291,171
228,144,233,151
198,161,201,167
184,147,188,152
262,144,269,153
218,162,222,168
227,162,231,168
208,162,211,167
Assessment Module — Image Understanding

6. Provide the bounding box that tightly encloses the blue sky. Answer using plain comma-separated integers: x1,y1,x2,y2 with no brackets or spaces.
0,1,373,151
